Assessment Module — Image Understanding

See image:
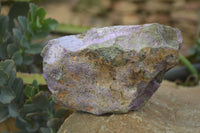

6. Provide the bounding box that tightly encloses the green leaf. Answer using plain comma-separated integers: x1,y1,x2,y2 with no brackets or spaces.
32,91,49,110
18,16,28,32
8,103,19,118
0,87,16,104
31,31,48,39
0,70,8,86
28,22,33,34
0,16,9,38
12,78,24,105
3,32,13,44
0,104,10,123
23,55,33,65
36,8,46,21
32,80,39,90
7,69,16,88
25,43,43,54
0,43,8,60
7,44,19,57
15,116,29,130
25,122,39,132
36,16,42,28
25,85,34,98
12,51,23,65
0,59,15,74
21,37,30,49
20,104,38,114
40,127,51,133
8,2,29,31
15,131,27,133
13,28,22,43
29,3,37,22
43,18,58,31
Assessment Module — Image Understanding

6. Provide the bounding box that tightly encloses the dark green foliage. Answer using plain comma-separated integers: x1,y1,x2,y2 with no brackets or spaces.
8,2,29,31
0,60,68,133
0,3,58,72
0,60,23,122
0,3,67,133
16,91,58,133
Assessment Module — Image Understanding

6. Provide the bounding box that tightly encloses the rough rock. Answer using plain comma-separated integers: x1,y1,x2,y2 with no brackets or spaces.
58,81,200,133
42,23,182,115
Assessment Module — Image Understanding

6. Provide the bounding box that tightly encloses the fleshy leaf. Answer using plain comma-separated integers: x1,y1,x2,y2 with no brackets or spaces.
32,91,49,110
0,87,16,104
12,51,23,65
40,127,51,133
8,103,19,118
29,3,37,22
0,59,14,75
0,104,10,123
21,38,30,49
23,55,33,65
25,43,43,54
12,78,24,105
36,8,46,21
13,28,22,43
36,16,42,28
42,18,58,31
20,104,38,114
0,16,9,38
25,122,40,132
25,85,34,98
0,70,8,86
7,44,19,57
0,43,8,60
18,16,28,32
7,69,16,88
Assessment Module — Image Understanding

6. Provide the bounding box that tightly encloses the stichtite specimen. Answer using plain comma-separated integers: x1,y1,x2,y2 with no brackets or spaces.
42,23,182,115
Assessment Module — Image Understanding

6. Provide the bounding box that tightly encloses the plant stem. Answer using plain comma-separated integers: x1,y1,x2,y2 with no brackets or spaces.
179,54,198,76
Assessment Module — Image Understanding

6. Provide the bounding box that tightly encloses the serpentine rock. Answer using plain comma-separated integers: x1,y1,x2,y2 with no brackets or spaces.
42,23,182,115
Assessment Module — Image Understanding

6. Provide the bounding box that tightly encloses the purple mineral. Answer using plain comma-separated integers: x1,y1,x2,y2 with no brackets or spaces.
42,23,182,115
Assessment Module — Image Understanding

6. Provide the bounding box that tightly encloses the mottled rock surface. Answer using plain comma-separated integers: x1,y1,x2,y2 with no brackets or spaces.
58,81,200,133
42,23,182,115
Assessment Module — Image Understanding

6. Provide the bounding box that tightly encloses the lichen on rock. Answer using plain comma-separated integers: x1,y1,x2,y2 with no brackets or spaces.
42,23,182,115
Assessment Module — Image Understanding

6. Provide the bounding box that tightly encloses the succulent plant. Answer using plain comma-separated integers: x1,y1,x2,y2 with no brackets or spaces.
1,60,69,133
0,59,24,123
0,3,69,133
16,84,69,133
0,3,58,72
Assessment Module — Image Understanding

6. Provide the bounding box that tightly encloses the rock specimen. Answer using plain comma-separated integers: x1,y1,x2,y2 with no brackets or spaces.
42,23,182,115
58,81,200,133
